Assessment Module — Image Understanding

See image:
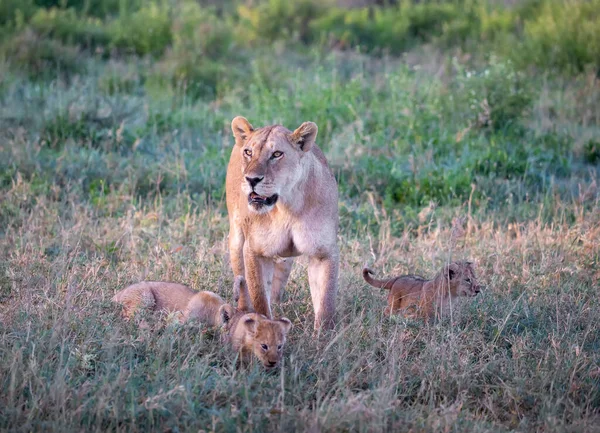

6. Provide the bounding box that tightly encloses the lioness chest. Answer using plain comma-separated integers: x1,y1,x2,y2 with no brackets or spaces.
243,213,333,259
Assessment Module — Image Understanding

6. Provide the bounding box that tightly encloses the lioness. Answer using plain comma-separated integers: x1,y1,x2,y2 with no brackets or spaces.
363,261,481,319
225,116,339,330
112,281,234,326
224,276,292,369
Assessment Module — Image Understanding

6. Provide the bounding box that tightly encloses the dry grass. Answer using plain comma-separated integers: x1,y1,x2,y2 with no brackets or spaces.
1,172,599,431
0,42,599,432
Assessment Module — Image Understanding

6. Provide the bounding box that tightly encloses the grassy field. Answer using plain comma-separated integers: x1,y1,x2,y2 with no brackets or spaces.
1,1,600,432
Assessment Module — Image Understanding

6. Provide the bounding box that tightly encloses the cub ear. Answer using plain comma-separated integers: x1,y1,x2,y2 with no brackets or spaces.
445,263,459,280
290,121,318,152
243,316,258,335
277,317,292,334
231,116,254,146
219,304,235,326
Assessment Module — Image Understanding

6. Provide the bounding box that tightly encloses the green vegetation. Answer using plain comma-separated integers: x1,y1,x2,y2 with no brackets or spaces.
0,0,599,431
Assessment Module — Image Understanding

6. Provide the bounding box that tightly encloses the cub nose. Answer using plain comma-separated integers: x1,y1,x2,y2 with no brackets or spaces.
267,360,277,368
246,176,264,188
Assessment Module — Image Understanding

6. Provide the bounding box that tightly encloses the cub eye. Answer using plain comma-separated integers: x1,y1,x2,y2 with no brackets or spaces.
261,344,268,351
271,151,283,159
277,345,282,351
466,278,472,284
244,149,252,157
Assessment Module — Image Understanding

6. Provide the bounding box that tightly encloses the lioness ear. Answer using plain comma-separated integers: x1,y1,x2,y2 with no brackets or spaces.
243,317,258,335
277,317,292,334
231,116,254,146
219,304,235,326
290,121,317,152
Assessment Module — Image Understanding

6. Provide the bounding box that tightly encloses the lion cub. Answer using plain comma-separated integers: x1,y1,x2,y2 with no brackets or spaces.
112,281,234,327
223,276,292,369
363,261,481,319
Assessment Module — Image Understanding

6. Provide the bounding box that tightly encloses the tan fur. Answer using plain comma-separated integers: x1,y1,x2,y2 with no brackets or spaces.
112,281,234,327
363,261,482,319
226,116,339,330
224,276,292,369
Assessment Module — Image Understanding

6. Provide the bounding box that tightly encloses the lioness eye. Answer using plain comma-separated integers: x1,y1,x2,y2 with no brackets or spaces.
244,149,252,157
261,344,268,351
466,278,472,284
272,151,283,159
277,345,282,351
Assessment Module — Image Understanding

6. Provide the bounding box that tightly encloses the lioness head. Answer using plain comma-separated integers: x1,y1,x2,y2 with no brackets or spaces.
242,313,292,369
231,116,318,214
444,261,481,297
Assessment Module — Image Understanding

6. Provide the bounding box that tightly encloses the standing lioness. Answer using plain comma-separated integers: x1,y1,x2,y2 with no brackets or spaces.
225,117,339,330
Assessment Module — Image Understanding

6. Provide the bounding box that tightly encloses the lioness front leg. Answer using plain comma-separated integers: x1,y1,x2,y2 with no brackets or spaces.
271,258,294,303
307,252,339,330
243,245,274,318
228,223,245,278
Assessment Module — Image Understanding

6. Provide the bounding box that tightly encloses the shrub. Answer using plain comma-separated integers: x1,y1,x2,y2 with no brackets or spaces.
1,29,82,77
29,7,110,49
110,3,172,56
584,140,600,164
312,7,412,54
520,0,600,72
155,2,236,99
0,0,36,28
452,59,534,133
32,0,141,18
237,0,326,45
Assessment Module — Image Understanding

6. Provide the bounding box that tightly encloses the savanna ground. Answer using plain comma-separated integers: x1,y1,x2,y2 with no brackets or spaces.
1,0,600,432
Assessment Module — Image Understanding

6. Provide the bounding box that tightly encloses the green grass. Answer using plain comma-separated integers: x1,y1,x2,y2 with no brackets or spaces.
1,1,600,431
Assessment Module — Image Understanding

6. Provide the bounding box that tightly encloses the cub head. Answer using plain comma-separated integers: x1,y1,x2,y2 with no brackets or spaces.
242,314,292,369
444,261,481,297
231,116,318,214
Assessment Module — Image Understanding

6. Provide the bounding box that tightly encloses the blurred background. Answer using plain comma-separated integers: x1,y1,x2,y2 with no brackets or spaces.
0,0,598,230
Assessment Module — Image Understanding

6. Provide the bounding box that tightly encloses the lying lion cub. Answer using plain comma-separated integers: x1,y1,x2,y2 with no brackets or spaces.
112,281,234,327
224,276,292,369
363,261,481,319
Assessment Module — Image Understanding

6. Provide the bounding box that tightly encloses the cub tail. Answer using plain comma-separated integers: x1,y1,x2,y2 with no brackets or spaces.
362,267,394,290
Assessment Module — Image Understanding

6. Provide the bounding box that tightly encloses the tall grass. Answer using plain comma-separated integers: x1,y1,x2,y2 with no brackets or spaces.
0,0,599,431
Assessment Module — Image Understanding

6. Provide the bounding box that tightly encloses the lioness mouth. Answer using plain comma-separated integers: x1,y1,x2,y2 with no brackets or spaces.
248,192,278,207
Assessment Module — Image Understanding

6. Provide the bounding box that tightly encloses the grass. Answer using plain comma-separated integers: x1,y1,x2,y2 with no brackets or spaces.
1,1,600,431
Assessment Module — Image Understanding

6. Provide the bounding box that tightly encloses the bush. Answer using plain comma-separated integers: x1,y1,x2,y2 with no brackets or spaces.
1,29,82,77
238,0,326,45
452,59,534,133
110,3,172,56
154,3,236,99
312,7,412,54
33,0,141,18
0,0,36,28
29,7,110,49
520,0,600,73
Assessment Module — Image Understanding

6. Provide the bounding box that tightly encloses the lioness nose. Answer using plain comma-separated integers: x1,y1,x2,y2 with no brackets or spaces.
246,176,263,188
267,360,277,368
